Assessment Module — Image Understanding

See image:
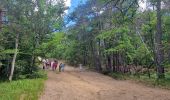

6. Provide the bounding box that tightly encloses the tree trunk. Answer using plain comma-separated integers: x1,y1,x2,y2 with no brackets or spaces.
83,49,87,65
90,41,102,72
155,0,165,79
107,55,112,71
112,53,116,72
115,51,119,72
169,48,170,63
9,33,19,81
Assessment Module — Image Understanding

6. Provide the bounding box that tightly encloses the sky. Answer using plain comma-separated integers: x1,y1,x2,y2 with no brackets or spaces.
65,0,87,14
64,0,147,26
65,0,71,7
66,0,147,12
64,0,87,27
139,0,147,11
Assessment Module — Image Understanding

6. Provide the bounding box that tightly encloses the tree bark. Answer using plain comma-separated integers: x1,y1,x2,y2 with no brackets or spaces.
83,49,87,65
9,33,19,81
155,0,164,79
90,41,102,72
107,55,112,71
169,48,170,63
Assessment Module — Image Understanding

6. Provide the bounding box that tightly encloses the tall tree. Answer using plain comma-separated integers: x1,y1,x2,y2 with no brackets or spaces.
0,0,66,80
155,0,164,78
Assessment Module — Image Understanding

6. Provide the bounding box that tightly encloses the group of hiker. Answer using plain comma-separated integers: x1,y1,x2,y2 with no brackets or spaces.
42,59,65,72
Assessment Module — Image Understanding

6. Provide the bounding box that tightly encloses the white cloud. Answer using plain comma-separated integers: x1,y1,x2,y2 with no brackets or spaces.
139,0,146,11
64,0,71,14
65,0,71,7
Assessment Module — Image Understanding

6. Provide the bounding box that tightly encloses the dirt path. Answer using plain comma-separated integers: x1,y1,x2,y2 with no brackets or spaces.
39,64,170,100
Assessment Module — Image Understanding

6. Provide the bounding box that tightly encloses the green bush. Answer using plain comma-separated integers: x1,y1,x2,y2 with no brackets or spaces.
25,70,47,79
108,71,170,89
109,72,127,80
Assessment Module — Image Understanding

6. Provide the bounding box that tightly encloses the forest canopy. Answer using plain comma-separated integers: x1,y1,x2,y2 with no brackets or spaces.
0,0,170,81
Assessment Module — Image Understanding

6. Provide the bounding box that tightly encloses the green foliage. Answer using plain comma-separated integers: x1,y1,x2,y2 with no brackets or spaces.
0,0,66,80
97,26,139,64
25,69,47,79
63,41,82,64
97,27,130,40
108,72,170,89
0,49,16,54
36,32,66,58
108,72,127,80
37,31,84,65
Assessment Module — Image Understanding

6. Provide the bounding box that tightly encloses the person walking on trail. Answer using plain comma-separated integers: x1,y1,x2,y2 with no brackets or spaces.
55,60,58,70
59,63,62,72
52,60,58,71
46,59,50,69
59,63,65,72
42,59,47,69
50,60,54,69
79,64,83,71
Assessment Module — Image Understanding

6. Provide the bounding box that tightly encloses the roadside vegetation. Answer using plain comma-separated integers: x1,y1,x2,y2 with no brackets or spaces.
39,0,170,88
0,70,47,100
0,0,170,99
107,71,170,89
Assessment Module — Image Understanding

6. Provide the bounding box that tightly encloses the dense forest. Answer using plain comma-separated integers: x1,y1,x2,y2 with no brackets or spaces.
0,0,66,81
0,0,170,81
41,0,170,80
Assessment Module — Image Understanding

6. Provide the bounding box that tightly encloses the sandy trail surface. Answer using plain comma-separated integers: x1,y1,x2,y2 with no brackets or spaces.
39,64,170,100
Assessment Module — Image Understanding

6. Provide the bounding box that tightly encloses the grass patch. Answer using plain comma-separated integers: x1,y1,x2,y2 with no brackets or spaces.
128,74,170,89
0,70,47,100
25,69,47,79
108,72,128,80
107,71,170,89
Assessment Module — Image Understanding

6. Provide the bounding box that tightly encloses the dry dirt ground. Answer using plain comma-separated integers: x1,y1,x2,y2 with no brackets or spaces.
39,64,170,100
